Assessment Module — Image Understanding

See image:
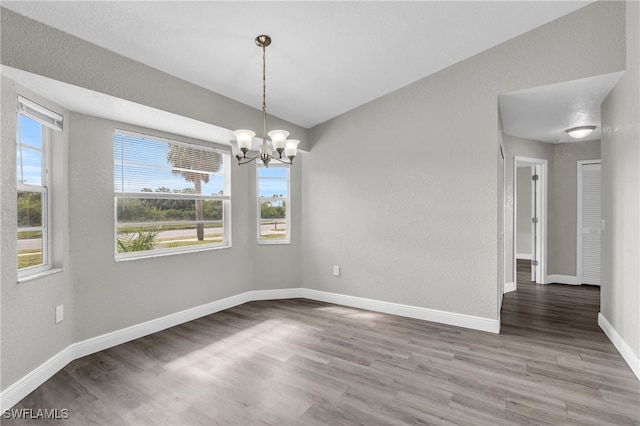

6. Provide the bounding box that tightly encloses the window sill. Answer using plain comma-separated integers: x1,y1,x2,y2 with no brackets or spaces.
115,243,231,262
257,240,291,245
18,267,64,284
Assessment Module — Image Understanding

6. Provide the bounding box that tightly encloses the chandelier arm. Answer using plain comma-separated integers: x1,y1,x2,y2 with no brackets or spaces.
271,156,294,165
235,153,261,165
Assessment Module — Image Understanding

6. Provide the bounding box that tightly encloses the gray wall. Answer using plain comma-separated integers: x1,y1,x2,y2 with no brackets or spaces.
601,0,639,358
302,1,625,320
0,10,304,389
69,114,250,342
0,7,309,149
516,166,532,256
548,140,601,277
1,78,74,388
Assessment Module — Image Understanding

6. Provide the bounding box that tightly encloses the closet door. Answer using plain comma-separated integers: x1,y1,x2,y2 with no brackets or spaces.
580,162,601,286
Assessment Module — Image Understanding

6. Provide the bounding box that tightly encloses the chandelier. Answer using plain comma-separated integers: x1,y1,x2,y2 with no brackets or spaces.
233,35,299,167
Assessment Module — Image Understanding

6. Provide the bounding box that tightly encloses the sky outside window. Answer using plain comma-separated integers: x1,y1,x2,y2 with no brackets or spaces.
17,114,43,186
259,167,287,197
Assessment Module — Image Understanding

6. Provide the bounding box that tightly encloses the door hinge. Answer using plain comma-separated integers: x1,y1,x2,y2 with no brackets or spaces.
532,217,539,224
532,174,539,181
531,260,539,266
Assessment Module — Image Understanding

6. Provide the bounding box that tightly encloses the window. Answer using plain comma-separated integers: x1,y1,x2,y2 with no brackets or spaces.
114,130,230,259
16,97,62,276
257,164,290,243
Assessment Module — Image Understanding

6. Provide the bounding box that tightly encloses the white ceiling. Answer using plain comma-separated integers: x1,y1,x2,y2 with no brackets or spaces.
2,1,595,129
499,72,622,143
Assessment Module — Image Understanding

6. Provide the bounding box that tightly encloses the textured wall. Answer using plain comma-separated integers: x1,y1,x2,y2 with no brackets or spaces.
548,140,602,277
502,135,554,285
601,0,640,358
68,114,257,342
0,7,308,150
0,9,305,391
302,1,625,320
0,78,74,388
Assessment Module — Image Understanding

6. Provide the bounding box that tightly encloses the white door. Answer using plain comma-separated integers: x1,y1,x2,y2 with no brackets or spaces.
580,162,601,285
532,164,542,283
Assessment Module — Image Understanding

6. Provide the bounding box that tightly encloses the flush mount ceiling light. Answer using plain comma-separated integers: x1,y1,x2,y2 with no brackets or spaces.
565,125,596,139
233,35,299,167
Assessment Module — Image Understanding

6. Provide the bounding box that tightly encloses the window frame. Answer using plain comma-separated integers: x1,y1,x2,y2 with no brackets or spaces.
256,163,290,245
16,111,52,278
113,129,231,261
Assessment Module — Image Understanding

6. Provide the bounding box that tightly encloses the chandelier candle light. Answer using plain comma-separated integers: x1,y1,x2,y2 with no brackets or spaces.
233,35,299,167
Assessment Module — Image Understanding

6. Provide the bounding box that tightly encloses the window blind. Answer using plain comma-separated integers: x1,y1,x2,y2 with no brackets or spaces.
17,96,63,131
114,131,227,196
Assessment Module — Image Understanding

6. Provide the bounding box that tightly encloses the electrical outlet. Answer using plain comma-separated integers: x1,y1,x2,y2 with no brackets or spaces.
333,265,340,277
55,305,63,323
601,219,606,231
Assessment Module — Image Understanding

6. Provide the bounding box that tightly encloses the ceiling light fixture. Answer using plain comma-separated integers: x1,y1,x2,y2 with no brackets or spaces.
233,35,299,167
565,125,596,139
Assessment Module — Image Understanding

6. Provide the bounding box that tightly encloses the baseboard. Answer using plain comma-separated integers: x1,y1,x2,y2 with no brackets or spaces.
504,282,516,293
300,289,499,334
0,290,265,412
247,288,304,301
598,313,640,381
0,287,498,412
0,348,73,415
546,274,580,285
516,253,532,260
72,291,256,359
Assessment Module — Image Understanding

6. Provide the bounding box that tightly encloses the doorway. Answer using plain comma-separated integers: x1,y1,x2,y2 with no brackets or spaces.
498,140,505,314
514,156,547,287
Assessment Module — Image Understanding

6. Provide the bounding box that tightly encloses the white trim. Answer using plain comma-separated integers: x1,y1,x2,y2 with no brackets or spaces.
71,291,256,360
545,274,580,285
498,136,505,318
299,289,500,334
0,348,73,415
17,118,52,279
17,96,63,131
249,288,304,301
257,163,291,244
598,313,640,381
17,267,63,284
504,282,516,293
114,128,229,154
514,157,547,285
0,288,498,412
516,253,532,260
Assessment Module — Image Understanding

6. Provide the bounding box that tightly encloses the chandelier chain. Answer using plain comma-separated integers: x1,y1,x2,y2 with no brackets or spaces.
262,43,267,149
233,34,298,167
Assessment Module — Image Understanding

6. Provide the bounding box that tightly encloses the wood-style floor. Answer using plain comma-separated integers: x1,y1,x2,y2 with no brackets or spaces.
5,267,639,425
